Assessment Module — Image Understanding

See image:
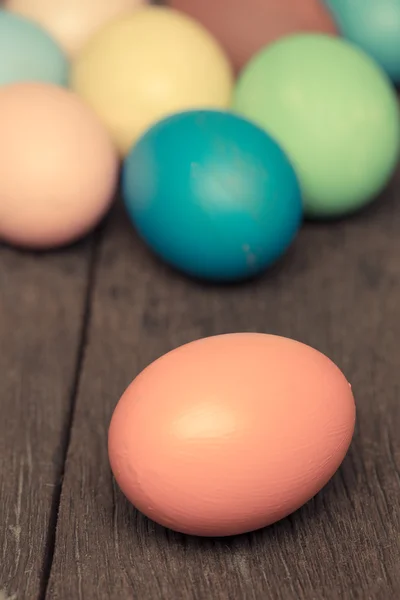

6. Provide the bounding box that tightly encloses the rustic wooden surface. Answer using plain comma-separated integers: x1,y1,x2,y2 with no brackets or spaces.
0,238,93,600
1,168,400,600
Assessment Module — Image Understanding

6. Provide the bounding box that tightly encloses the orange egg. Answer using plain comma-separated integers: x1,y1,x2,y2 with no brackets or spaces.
108,333,355,537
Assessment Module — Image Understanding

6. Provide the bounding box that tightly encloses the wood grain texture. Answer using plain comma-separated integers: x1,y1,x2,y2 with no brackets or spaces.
46,169,400,600
0,239,93,600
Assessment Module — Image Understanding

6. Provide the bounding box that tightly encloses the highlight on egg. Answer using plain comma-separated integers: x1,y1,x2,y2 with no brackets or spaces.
108,333,356,537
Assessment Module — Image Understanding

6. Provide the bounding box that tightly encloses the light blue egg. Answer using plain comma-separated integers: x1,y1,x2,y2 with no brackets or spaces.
122,110,303,282
0,10,68,86
325,0,400,83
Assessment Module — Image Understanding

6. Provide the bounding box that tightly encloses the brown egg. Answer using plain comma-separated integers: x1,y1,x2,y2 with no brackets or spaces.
168,0,337,71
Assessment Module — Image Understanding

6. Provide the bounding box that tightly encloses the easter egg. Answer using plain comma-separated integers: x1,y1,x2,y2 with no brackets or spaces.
169,0,337,72
5,0,147,57
325,0,400,83
108,333,356,537
233,34,400,218
0,10,68,87
71,6,233,156
0,83,118,249
122,109,302,282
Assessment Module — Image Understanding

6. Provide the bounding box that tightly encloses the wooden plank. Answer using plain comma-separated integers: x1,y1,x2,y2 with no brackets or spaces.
47,171,400,599
0,238,94,600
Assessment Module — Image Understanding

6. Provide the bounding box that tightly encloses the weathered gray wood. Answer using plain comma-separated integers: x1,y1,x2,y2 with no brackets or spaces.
0,239,93,600
47,168,400,600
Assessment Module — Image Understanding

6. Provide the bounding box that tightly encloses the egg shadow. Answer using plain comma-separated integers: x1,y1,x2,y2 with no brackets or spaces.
111,443,359,565
302,164,400,231
146,239,301,293
116,160,400,293
0,197,115,259
117,205,304,295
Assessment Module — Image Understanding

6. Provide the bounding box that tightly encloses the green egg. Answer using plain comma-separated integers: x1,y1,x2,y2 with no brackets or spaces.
233,33,400,218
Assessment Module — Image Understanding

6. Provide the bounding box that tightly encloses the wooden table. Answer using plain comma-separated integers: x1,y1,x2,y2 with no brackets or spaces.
1,171,400,599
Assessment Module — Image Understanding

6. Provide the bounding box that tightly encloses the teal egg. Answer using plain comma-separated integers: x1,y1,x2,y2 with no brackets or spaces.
325,0,400,83
0,10,68,86
122,110,303,282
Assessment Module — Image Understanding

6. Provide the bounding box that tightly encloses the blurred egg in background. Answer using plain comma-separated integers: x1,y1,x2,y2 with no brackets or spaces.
0,83,118,249
122,109,303,282
71,6,234,156
4,0,148,57
168,0,337,71
324,0,400,84
0,9,68,86
233,34,400,219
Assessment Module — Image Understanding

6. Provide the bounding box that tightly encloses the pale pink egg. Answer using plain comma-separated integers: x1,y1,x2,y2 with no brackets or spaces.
5,0,148,57
0,82,118,249
108,333,356,537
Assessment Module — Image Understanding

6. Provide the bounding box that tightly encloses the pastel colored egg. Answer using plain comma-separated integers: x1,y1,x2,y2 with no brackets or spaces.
108,332,356,537
5,0,147,58
0,82,119,249
71,6,233,156
0,10,68,86
233,34,400,219
122,109,302,282
324,0,400,83
169,0,337,72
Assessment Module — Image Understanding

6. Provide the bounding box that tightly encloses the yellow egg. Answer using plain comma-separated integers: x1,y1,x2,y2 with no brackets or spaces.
5,0,146,57
71,6,234,155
